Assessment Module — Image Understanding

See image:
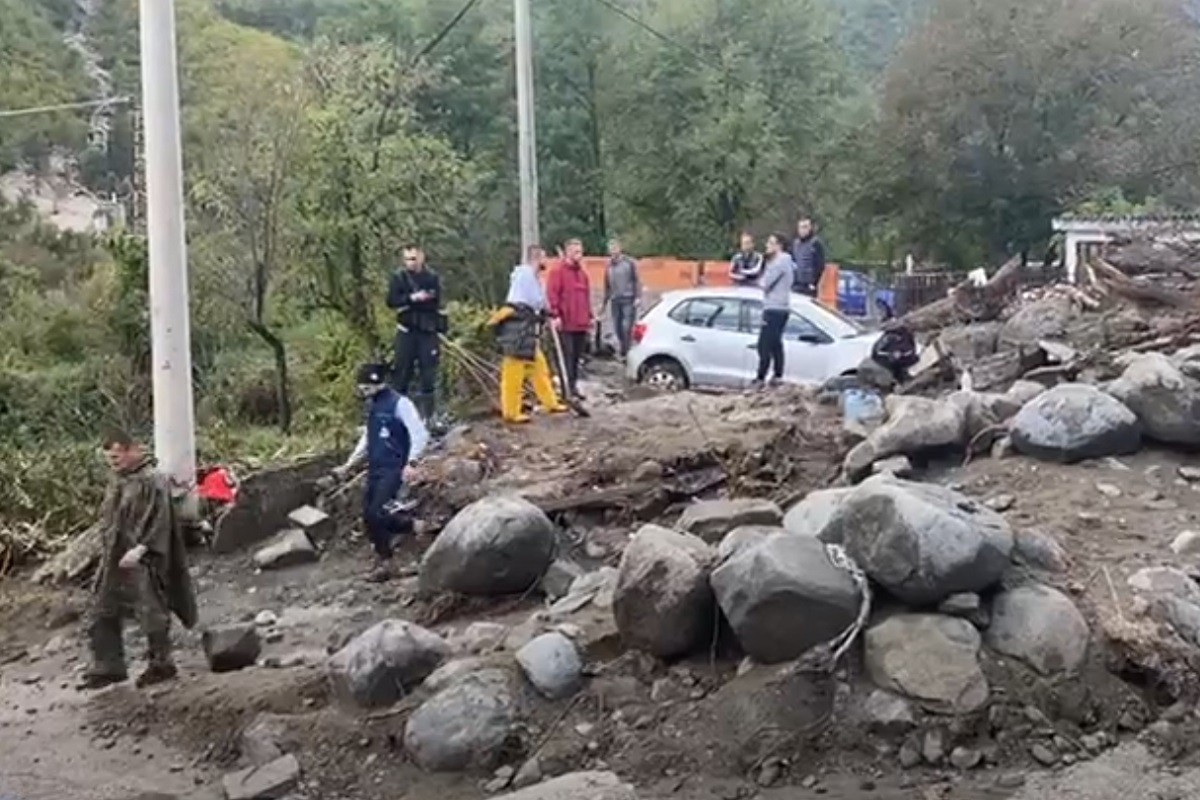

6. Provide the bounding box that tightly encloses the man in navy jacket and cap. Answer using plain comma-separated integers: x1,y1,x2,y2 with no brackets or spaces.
334,362,429,582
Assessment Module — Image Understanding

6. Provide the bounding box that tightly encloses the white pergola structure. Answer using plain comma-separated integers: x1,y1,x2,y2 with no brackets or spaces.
1052,214,1200,284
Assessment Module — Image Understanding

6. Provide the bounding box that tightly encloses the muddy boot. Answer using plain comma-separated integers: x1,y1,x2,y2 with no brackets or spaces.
366,558,393,584
136,662,178,688
78,670,128,691
137,631,177,688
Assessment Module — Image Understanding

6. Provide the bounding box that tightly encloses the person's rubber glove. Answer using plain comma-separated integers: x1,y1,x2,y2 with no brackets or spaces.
119,544,147,570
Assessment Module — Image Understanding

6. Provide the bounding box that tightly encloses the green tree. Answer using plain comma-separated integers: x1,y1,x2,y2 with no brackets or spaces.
864,0,1200,265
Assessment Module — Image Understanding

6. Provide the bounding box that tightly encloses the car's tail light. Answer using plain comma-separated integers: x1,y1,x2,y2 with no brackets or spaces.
632,322,647,344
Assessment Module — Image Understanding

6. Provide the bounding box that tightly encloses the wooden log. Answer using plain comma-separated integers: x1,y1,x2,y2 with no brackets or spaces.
1090,258,1197,310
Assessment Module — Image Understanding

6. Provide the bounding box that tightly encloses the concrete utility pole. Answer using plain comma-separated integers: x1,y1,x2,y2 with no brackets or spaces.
514,0,540,255
139,0,197,490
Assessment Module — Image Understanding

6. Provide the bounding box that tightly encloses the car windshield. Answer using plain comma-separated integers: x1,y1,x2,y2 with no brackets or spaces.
799,299,864,338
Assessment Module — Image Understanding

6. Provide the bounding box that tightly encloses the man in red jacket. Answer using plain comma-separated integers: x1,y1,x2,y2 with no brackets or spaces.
546,238,592,399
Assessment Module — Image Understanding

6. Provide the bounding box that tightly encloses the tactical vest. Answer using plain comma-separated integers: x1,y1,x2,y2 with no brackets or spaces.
367,389,411,472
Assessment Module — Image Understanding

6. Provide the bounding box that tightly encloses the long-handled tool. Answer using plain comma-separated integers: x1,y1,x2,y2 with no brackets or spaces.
547,327,591,418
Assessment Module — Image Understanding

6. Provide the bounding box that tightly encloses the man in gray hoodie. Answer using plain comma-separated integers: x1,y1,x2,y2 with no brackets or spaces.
603,237,641,358
755,233,795,387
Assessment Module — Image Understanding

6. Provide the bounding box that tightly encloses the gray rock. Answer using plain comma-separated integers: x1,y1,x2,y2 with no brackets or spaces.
899,737,922,769
516,633,583,700
1127,567,1200,605
420,495,557,596
1010,384,1141,464
422,656,494,695
865,614,989,714
937,322,1001,364
491,771,638,800
1013,528,1069,573
286,505,334,542
1179,465,1200,482
539,559,585,601
221,754,300,800
239,713,289,766
327,620,450,708
676,498,783,545
1030,742,1059,766
1107,353,1200,445
715,525,780,563
822,477,1013,605
203,624,262,673
986,585,1089,675
1172,531,1200,556
781,488,853,540
613,525,715,658
455,622,509,654
404,669,517,772
873,455,915,478
844,396,967,479
711,533,860,664
861,689,917,737
949,390,1024,441
950,746,983,770
1000,295,1076,348
939,592,990,629
923,728,946,765
252,529,317,570
1007,380,1047,406
512,757,543,790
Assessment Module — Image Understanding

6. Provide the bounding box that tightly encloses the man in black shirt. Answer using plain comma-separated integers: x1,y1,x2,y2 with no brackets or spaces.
791,217,827,297
386,245,442,419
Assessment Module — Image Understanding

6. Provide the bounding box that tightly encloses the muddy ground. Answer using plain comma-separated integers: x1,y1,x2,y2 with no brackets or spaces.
3,383,1200,800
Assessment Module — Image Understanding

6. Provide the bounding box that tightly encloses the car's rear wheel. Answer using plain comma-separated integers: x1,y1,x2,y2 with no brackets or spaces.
640,358,688,392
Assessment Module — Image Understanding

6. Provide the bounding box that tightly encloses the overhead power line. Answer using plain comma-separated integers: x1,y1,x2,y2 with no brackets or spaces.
414,0,486,61
0,96,131,120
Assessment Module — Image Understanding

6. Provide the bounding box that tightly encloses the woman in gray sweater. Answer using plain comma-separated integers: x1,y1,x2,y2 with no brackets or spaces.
755,233,795,386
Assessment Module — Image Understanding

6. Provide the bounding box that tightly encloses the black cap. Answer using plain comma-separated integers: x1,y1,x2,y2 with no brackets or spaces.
356,363,389,385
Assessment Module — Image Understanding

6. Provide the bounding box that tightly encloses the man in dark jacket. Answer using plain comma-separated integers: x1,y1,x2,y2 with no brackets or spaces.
83,430,197,690
791,218,826,297
730,232,764,285
386,245,442,419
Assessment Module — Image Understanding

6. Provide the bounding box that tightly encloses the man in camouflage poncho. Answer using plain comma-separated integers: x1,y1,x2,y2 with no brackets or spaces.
82,430,197,690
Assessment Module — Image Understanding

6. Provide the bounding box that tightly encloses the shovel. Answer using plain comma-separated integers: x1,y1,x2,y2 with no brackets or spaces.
547,326,591,419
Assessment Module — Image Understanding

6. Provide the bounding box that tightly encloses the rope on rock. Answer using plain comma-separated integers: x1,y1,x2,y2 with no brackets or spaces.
794,543,872,674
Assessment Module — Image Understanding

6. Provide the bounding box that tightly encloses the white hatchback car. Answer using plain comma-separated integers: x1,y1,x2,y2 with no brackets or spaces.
626,286,881,391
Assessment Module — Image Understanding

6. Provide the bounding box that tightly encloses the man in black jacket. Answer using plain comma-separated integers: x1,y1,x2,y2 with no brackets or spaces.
791,218,826,297
386,245,442,419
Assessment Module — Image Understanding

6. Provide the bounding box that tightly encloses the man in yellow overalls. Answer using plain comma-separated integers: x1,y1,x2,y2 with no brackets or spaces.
488,245,569,423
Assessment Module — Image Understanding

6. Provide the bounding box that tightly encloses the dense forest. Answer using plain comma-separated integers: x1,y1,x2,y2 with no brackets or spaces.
2,0,1199,553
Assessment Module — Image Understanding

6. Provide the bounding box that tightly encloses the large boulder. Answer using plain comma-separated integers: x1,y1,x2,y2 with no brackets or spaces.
493,771,639,800
328,620,450,708
948,390,1023,441
676,498,783,545
1107,353,1200,446
864,614,989,714
613,525,715,658
420,495,556,595
1010,384,1141,464
404,669,517,772
999,295,1076,349
203,624,262,673
715,525,779,563
711,533,860,664
781,487,853,541
937,322,1002,364
986,585,1089,674
821,477,1013,605
844,395,967,479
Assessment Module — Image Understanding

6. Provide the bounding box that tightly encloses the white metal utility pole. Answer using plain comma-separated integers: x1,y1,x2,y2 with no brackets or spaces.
139,0,197,490
514,0,540,255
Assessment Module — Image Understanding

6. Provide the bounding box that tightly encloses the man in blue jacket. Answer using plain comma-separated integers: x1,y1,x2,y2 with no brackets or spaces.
334,363,430,582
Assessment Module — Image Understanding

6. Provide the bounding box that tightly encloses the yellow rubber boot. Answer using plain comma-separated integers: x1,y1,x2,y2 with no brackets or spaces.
500,357,530,423
532,349,568,413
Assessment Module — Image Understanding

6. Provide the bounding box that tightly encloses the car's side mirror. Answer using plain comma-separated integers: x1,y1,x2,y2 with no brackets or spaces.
798,332,828,344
